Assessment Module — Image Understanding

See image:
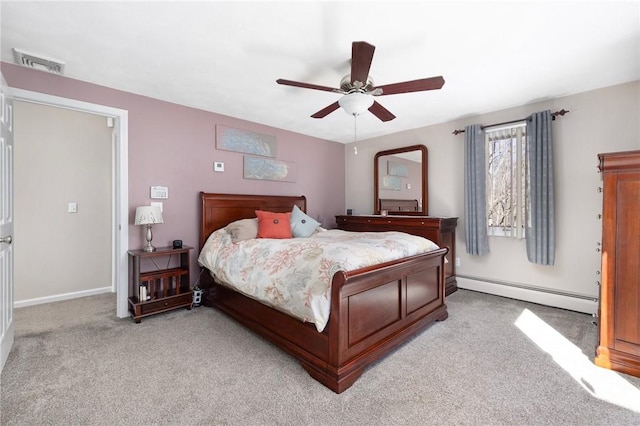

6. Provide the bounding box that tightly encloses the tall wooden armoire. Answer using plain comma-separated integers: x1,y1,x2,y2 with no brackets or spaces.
595,150,640,377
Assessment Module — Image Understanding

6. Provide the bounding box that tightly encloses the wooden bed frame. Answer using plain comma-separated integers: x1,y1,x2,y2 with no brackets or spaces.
198,192,449,393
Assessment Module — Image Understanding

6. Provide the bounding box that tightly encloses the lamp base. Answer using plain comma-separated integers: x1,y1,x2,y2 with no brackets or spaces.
143,224,156,252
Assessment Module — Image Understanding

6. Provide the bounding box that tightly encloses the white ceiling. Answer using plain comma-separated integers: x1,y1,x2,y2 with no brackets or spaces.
1,1,639,143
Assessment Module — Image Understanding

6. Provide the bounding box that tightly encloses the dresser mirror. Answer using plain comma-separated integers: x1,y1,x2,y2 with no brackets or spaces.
374,144,427,215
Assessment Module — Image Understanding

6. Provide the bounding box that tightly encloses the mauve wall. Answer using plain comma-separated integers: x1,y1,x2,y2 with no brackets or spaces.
2,62,345,279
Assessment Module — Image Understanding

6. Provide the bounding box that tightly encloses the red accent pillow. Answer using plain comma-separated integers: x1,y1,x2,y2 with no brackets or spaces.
255,210,292,239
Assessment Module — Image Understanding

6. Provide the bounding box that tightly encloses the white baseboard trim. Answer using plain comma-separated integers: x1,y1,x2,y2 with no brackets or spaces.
457,276,598,315
14,287,113,309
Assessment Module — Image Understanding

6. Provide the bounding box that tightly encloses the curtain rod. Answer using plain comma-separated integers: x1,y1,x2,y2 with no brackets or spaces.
451,109,570,135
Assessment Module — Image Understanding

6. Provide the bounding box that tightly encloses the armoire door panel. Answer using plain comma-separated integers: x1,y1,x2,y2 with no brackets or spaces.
614,180,640,349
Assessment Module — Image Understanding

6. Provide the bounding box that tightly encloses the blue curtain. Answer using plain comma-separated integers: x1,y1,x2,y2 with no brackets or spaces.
464,124,489,255
526,110,555,265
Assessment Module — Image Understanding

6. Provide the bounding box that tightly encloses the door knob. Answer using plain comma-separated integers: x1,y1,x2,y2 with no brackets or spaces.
0,235,12,244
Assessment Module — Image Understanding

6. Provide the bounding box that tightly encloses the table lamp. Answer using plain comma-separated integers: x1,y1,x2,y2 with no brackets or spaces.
134,205,164,252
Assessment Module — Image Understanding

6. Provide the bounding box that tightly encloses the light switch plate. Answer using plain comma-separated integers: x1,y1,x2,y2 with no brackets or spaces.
68,202,77,213
214,162,224,172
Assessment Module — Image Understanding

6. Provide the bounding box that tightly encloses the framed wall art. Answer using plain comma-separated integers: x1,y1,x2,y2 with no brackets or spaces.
243,156,296,182
387,160,409,177
216,125,277,157
381,175,402,190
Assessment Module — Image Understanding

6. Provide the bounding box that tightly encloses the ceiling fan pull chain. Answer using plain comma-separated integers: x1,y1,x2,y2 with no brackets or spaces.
353,114,358,155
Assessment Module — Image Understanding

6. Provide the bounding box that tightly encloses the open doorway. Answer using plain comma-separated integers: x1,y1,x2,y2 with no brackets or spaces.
11,89,129,318
14,101,112,304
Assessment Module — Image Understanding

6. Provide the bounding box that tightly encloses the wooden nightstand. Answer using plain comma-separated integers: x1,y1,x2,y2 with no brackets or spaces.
127,245,193,323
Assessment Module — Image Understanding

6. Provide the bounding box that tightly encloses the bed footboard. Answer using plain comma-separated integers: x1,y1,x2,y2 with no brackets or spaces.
203,247,448,393
317,248,448,392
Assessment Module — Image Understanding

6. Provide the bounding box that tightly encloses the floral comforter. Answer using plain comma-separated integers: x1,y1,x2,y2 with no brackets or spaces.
198,228,440,332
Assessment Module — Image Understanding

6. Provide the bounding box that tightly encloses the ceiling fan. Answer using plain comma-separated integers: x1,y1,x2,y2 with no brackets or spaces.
276,41,445,122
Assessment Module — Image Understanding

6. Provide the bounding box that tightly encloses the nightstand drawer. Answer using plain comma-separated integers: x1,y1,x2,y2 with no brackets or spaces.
140,293,192,316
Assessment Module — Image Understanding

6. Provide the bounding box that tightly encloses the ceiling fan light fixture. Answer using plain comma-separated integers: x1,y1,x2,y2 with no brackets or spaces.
338,92,374,116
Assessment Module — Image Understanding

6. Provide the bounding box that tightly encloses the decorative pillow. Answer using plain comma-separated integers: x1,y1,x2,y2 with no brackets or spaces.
225,218,259,243
290,205,321,238
255,210,292,239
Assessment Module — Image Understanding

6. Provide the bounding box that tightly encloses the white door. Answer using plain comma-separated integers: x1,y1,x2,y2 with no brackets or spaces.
0,73,14,372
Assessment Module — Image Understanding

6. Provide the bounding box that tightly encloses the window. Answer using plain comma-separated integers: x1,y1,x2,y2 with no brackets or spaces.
486,123,527,238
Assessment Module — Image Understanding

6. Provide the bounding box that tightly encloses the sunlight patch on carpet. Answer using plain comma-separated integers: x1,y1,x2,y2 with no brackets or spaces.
515,308,640,413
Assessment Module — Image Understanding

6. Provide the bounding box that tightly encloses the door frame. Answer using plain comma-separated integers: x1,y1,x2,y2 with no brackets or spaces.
12,89,129,318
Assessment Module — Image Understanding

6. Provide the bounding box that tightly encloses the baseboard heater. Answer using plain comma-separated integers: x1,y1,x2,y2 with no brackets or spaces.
456,274,598,315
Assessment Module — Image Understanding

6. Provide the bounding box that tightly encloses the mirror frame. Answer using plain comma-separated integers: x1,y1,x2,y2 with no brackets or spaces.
374,144,428,216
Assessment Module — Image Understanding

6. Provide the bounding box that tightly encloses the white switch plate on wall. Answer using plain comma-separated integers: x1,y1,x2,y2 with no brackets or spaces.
214,162,224,172
68,202,77,213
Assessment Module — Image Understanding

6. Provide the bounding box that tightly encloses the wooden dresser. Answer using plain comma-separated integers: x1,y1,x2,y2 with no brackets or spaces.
595,150,640,378
336,215,458,295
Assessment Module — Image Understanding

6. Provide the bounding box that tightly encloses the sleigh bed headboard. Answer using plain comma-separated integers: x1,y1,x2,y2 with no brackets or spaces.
199,192,307,249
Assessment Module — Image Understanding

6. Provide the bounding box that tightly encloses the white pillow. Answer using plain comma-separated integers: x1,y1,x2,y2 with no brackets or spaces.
290,205,321,238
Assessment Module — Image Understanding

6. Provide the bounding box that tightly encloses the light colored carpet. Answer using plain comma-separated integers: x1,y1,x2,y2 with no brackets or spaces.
2,289,639,425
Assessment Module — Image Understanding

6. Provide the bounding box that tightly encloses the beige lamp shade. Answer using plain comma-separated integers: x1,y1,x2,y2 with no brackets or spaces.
134,206,163,225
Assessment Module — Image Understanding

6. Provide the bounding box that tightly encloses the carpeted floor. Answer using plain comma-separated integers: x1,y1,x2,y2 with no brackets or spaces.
2,289,639,425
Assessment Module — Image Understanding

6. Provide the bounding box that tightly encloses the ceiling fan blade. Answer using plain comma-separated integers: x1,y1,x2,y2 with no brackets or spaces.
276,78,340,93
374,76,445,96
311,101,340,119
368,101,396,122
351,41,375,85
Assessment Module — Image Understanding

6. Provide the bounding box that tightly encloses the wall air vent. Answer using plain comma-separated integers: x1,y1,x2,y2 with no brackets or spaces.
13,48,65,75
